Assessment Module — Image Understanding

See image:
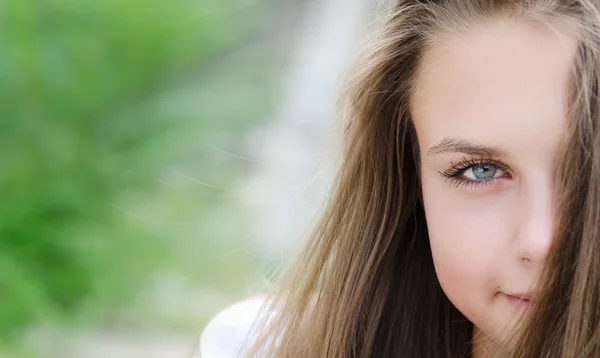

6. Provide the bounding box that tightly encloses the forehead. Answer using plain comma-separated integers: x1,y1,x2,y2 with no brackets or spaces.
410,17,578,158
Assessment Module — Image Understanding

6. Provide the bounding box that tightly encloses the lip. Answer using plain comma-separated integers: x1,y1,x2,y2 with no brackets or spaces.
504,292,534,312
506,292,534,301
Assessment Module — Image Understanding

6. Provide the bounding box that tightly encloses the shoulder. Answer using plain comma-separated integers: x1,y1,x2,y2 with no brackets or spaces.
198,295,267,358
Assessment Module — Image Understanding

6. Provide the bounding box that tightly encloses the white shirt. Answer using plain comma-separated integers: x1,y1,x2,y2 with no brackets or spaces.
198,296,267,358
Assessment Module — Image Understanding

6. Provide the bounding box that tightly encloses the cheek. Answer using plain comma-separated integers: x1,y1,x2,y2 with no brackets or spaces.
421,176,508,313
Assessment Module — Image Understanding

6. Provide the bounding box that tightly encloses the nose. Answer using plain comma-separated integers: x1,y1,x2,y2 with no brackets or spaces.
515,179,554,264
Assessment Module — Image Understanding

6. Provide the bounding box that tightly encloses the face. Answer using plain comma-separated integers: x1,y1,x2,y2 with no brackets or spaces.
410,17,578,343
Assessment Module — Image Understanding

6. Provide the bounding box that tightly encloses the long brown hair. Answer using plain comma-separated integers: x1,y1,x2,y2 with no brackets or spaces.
244,1,600,357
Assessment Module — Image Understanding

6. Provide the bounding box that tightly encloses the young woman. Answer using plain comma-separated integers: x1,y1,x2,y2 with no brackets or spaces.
201,0,600,357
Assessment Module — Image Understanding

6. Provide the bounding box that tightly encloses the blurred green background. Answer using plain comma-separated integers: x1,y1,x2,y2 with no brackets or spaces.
0,0,302,356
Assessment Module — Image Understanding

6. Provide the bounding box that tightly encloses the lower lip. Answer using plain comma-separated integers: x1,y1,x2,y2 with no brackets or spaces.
505,295,530,312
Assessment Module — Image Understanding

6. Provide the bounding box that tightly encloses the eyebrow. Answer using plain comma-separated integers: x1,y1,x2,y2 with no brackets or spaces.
427,137,506,157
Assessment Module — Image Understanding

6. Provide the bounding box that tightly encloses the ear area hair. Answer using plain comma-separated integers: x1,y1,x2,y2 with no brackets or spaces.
406,116,423,204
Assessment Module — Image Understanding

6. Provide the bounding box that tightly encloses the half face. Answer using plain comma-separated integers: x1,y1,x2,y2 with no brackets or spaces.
410,16,578,343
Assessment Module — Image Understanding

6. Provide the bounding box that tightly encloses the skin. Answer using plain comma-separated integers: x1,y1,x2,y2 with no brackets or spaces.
410,16,578,356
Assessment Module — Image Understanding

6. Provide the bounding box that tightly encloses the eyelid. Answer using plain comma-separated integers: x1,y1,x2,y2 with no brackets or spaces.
444,176,504,190
441,157,509,175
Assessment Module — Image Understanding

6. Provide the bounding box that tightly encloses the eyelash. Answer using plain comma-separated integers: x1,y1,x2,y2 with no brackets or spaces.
439,156,511,189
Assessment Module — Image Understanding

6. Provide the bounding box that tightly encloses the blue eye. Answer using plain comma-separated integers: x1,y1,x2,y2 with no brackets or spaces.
466,163,500,181
439,158,510,188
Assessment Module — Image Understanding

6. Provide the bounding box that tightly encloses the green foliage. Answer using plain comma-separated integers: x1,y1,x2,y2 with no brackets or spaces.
0,0,258,339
